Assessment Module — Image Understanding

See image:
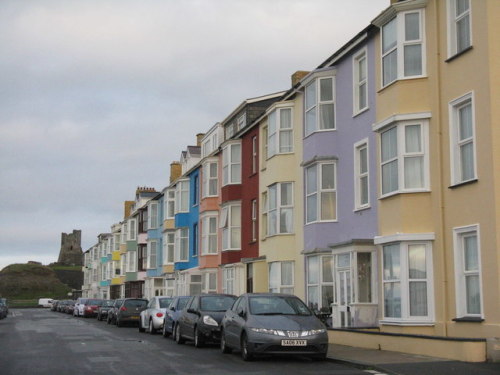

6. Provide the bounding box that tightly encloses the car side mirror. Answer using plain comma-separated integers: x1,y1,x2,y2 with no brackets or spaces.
187,308,200,315
171,307,176,312
237,308,246,318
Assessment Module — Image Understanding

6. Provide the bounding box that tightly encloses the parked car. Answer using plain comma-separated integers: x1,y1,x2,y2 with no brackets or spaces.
73,298,89,317
115,298,148,327
0,300,8,319
82,299,104,318
139,296,173,334
66,300,76,314
38,298,53,308
50,300,59,311
175,294,237,347
220,293,328,361
0,298,8,316
97,300,114,321
162,296,190,338
106,299,124,325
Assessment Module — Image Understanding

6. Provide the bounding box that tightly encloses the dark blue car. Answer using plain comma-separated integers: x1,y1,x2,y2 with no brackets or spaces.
162,296,190,338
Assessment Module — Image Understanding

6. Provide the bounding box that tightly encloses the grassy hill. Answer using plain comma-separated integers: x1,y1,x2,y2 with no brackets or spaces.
0,263,72,305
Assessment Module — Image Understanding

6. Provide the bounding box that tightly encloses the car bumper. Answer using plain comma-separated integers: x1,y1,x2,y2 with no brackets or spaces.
198,325,222,342
152,316,164,330
246,331,328,356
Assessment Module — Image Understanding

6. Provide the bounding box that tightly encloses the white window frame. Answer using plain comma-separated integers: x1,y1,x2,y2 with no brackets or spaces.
378,118,430,197
128,218,137,241
449,92,477,185
447,0,472,58
306,255,334,312
267,105,293,158
237,113,246,131
220,203,241,250
267,182,294,235
165,189,175,219
453,224,483,319
148,201,159,230
175,227,189,262
222,142,241,185
380,241,434,324
127,251,136,272
201,214,218,255
176,179,190,213
269,261,294,294
251,199,257,242
147,240,157,269
163,231,175,265
381,9,426,88
202,272,218,294
222,267,235,294
304,75,336,136
354,140,370,210
165,279,175,297
202,160,218,198
353,47,368,115
252,136,257,174
305,162,337,224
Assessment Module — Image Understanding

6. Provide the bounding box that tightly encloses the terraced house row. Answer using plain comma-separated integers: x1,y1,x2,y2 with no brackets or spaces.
82,0,500,362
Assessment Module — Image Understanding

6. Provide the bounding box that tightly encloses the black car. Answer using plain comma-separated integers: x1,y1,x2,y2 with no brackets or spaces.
115,298,148,327
175,294,237,347
97,299,114,321
107,299,124,325
0,300,8,319
162,296,191,338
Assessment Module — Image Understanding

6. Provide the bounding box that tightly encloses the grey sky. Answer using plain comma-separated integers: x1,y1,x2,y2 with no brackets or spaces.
0,0,388,271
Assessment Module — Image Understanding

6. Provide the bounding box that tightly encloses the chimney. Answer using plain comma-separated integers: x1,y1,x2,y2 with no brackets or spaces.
123,201,134,219
291,71,310,87
170,161,182,183
196,133,205,146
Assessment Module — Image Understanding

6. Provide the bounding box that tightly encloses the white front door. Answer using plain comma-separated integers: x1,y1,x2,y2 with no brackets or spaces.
336,253,352,327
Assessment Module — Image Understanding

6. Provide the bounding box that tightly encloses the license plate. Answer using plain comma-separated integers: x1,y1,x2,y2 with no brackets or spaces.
281,340,307,346
130,316,139,319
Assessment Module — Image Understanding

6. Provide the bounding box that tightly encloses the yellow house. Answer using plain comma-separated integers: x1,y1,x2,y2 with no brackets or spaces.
360,0,500,362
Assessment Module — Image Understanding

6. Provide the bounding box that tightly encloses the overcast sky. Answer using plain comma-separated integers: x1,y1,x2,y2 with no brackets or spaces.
0,0,388,271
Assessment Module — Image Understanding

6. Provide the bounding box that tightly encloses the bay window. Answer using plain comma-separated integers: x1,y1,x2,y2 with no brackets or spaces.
202,215,218,255
268,182,293,235
305,76,335,136
148,202,158,229
175,228,189,262
307,255,334,312
165,189,175,219
269,261,294,294
147,240,157,269
222,142,241,185
223,267,235,294
267,106,293,157
163,231,175,265
176,180,190,213
202,161,218,197
305,162,336,223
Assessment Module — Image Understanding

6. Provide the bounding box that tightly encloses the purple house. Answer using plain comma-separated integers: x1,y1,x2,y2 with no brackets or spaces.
301,26,378,328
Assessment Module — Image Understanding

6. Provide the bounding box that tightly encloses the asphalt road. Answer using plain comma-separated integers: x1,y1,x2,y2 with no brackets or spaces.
0,308,373,375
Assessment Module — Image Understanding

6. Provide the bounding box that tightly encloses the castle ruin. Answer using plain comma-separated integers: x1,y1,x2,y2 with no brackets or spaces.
57,230,83,266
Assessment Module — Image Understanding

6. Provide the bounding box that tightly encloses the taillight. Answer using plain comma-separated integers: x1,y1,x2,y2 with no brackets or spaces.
120,306,127,311
156,312,163,318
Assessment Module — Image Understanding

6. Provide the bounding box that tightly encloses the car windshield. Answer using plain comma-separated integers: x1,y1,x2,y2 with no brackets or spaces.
249,296,312,316
177,297,190,310
124,300,147,308
103,300,114,307
200,296,236,312
88,299,103,306
159,298,173,308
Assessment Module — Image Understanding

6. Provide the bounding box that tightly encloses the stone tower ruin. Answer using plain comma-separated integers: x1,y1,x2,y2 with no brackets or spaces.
57,230,83,266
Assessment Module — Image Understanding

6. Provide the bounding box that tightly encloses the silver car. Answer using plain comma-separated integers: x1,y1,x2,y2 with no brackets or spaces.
220,293,328,361
139,296,173,334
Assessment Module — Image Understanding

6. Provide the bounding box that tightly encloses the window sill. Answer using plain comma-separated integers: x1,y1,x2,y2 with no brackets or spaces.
354,205,371,213
445,46,473,63
305,220,338,226
304,128,337,139
448,178,478,189
379,320,435,326
353,106,369,118
379,189,431,200
452,317,484,323
378,75,428,93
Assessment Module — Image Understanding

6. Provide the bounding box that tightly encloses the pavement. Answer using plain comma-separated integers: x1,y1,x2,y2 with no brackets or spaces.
327,343,500,375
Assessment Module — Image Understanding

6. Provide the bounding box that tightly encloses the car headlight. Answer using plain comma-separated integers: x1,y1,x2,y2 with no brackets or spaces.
250,328,286,336
202,315,218,326
300,329,327,336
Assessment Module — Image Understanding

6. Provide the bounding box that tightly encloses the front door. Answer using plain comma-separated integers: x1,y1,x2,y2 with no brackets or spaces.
335,253,352,327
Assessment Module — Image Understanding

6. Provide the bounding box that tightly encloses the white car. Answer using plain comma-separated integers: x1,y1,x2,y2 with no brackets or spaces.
38,298,53,308
139,296,173,334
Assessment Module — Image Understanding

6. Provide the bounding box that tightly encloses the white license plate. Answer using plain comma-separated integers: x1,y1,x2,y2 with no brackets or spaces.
281,339,307,346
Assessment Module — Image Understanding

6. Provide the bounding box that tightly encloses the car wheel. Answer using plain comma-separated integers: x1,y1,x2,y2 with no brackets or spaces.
162,321,170,338
194,326,204,348
175,324,185,345
149,319,155,335
241,333,253,361
138,318,145,332
220,329,232,354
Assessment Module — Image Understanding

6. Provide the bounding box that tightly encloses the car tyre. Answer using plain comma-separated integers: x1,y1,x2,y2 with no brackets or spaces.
241,333,254,361
220,329,232,354
162,321,170,338
175,324,185,345
194,326,204,348
149,319,156,335
138,319,146,332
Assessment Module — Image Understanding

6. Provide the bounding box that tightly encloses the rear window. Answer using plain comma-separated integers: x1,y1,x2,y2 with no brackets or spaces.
177,297,190,310
103,300,114,307
200,296,236,312
159,298,173,308
88,299,103,306
124,300,147,308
